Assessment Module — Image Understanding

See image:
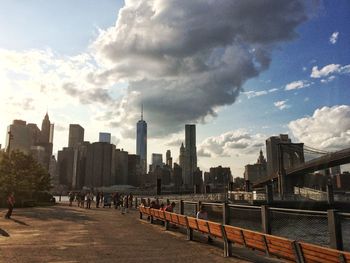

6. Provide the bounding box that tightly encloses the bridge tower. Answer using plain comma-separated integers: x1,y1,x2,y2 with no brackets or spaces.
266,134,304,198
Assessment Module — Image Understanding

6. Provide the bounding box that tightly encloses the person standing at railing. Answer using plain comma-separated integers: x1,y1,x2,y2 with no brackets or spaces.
196,205,213,243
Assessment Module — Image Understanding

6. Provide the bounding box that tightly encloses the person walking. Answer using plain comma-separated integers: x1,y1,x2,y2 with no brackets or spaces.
5,192,15,219
86,192,92,209
68,192,74,206
96,192,100,208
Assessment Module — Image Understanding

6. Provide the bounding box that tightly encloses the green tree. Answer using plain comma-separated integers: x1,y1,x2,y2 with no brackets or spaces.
0,151,51,195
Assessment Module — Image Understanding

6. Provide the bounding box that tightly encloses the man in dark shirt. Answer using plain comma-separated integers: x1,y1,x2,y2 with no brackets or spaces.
5,192,15,219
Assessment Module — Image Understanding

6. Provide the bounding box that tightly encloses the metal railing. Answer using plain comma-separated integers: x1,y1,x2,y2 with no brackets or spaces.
135,196,349,251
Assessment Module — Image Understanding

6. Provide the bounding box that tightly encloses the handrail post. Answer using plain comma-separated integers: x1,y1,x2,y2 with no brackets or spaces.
180,200,184,215
197,201,201,214
327,184,334,207
266,183,273,205
327,209,343,250
261,205,271,234
223,202,230,225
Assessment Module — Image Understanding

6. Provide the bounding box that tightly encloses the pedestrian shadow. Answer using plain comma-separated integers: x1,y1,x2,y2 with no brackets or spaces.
0,228,10,237
10,218,29,226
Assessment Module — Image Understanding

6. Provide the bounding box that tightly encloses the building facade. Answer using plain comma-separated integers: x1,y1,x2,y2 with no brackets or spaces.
244,150,267,184
184,124,197,187
99,132,111,143
68,124,84,148
136,108,147,174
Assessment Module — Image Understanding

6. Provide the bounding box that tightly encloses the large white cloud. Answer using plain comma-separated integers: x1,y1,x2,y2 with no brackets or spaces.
90,0,308,138
198,129,266,157
0,0,309,142
310,64,350,78
288,105,350,151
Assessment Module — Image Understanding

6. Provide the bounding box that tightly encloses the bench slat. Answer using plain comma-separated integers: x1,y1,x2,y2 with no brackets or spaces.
208,222,223,238
187,217,198,230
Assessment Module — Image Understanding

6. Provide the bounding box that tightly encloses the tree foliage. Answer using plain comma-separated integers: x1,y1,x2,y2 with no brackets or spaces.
0,151,51,195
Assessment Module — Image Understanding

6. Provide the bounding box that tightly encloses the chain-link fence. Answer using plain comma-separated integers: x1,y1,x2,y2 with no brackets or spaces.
270,208,329,247
228,205,262,232
183,201,197,217
339,213,350,252
201,203,223,223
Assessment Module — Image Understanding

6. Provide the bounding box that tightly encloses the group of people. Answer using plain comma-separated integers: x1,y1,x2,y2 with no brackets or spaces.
67,191,134,214
141,198,213,243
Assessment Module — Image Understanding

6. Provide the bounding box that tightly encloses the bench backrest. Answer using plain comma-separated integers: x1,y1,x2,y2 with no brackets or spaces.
299,242,350,263
207,221,223,238
139,207,350,263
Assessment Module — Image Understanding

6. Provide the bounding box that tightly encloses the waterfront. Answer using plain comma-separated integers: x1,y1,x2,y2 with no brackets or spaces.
0,204,249,263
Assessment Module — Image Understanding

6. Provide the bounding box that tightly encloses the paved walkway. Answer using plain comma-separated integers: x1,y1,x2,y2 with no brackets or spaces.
0,204,251,263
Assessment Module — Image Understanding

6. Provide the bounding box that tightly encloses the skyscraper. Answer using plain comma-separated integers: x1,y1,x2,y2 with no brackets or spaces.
68,124,84,148
136,105,147,174
166,149,172,168
40,112,51,143
99,132,111,143
184,124,197,187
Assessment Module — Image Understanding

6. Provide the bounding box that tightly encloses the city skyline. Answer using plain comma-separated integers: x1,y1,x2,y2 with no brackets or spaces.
1,1,350,176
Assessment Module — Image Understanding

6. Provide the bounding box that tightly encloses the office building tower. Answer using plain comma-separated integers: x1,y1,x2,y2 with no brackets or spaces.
85,142,116,188
99,132,111,143
115,149,129,185
49,124,54,143
184,124,197,187
40,112,51,143
6,120,31,153
68,124,84,148
128,154,141,186
57,147,75,187
151,153,163,172
136,106,147,174
72,142,90,189
37,113,53,170
166,150,173,169
179,143,185,183
244,150,267,184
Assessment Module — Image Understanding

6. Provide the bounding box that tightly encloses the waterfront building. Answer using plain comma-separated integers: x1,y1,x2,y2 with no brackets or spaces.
244,150,267,184
115,149,129,185
57,147,75,187
99,132,111,143
6,120,31,153
179,143,185,183
136,106,147,174
49,155,59,189
128,154,141,186
150,153,163,172
68,124,84,148
72,142,90,189
85,142,116,188
166,150,173,169
184,124,197,187
6,113,54,170
40,113,51,143
173,163,183,190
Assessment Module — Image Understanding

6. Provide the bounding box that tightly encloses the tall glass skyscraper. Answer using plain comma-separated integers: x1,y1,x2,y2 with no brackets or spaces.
136,106,147,174
184,124,197,187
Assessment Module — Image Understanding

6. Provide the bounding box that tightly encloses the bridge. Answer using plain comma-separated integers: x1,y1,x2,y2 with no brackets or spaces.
253,147,350,191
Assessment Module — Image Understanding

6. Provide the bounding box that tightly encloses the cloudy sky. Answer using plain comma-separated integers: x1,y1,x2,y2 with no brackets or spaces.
1,0,350,176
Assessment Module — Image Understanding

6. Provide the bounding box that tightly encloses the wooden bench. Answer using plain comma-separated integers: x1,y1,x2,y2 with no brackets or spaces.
299,242,350,263
138,207,350,263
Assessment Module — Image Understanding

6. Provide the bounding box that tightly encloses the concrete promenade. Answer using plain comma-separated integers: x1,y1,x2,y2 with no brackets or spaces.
0,204,251,263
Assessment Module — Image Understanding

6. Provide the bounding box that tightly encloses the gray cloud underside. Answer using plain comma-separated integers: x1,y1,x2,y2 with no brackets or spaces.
71,0,308,138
